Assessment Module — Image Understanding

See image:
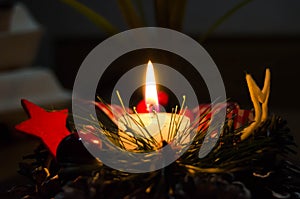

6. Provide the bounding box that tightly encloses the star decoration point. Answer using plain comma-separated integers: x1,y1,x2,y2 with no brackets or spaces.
15,99,71,157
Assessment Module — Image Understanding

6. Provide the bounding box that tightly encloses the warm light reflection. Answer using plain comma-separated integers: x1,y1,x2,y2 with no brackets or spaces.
145,60,159,112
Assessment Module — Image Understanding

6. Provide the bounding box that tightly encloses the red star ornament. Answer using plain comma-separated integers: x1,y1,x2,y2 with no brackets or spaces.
15,99,71,157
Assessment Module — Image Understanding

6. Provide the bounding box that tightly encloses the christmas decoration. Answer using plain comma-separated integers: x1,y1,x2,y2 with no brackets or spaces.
15,99,71,156
5,69,300,198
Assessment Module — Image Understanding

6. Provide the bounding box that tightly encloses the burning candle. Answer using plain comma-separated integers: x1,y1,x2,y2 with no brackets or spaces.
117,61,190,149
145,60,159,112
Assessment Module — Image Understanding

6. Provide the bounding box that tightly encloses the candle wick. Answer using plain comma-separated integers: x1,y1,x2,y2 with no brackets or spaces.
146,103,159,113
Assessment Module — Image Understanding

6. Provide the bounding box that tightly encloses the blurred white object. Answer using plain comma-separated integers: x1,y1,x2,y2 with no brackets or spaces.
0,3,43,69
0,67,71,124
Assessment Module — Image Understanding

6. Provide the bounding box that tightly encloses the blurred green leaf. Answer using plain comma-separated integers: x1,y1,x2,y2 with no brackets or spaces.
117,0,144,28
60,0,253,42
132,0,147,25
199,0,253,43
154,0,171,27
169,0,187,30
60,0,118,35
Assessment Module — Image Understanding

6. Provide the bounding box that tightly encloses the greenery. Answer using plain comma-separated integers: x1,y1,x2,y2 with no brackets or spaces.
11,104,299,198
60,0,253,42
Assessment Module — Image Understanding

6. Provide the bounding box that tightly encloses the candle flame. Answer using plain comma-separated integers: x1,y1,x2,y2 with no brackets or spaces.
145,60,159,112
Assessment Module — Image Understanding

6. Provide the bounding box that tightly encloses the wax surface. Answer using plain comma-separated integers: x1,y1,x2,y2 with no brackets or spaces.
118,113,190,149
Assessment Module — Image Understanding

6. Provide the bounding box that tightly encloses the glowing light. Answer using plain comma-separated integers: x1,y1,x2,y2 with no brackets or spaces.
145,60,159,112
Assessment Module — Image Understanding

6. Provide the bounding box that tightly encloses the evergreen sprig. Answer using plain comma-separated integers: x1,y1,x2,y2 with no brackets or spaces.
9,101,298,198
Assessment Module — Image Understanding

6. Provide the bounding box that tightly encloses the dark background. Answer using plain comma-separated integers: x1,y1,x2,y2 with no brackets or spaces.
1,0,300,191
19,0,300,109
